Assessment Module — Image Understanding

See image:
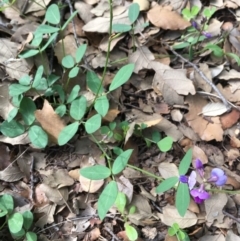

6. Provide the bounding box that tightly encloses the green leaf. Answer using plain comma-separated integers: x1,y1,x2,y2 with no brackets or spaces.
152,131,161,143
98,181,118,220
94,95,109,117
182,8,192,21
58,122,79,146
36,25,60,34
109,122,116,130
75,44,87,63
70,96,87,120
128,3,140,23
9,84,30,96
23,211,33,230
87,71,103,94
11,95,23,108
7,107,18,122
46,4,60,25
51,85,65,102
8,213,24,234
178,230,186,240
125,224,138,241
85,114,102,134
112,23,131,33
80,165,111,180
31,32,43,47
157,136,173,152
226,53,240,65
115,192,127,214
33,78,48,90
0,205,7,217
156,176,179,193
173,42,190,50
129,205,136,214
19,97,36,125
203,7,216,18
168,227,177,236
178,148,192,175
62,55,75,69
67,85,80,103
55,105,66,117
191,6,200,16
19,75,31,86
47,74,60,86
26,231,37,241
28,126,48,148
18,49,39,58
112,149,133,175
176,183,190,217
0,194,14,213
205,44,224,57
69,66,80,78
11,229,25,238
32,65,43,86
61,10,78,30
1,120,25,137
109,64,134,91
40,32,58,52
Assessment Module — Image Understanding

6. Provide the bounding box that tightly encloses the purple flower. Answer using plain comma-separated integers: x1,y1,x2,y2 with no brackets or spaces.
202,31,212,38
188,171,196,190
179,175,188,183
194,159,204,178
191,21,198,29
208,168,227,186
190,184,210,204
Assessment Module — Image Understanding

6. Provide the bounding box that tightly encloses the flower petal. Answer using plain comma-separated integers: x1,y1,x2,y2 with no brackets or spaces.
211,168,224,178
195,159,203,169
215,175,227,186
188,171,196,190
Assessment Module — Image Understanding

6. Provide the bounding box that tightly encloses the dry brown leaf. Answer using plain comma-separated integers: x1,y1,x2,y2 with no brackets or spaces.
79,175,104,193
218,69,240,81
217,84,240,102
194,63,212,92
69,169,80,180
75,1,93,23
185,95,224,141
117,176,133,203
0,39,33,80
220,109,240,129
0,133,30,145
147,5,190,30
157,205,198,229
199,234,225,241
158,162,179,179
133,0,150,11
0,165,24,182
35,100,65,143
192,146,208,164
83,227,101,241
205,193,228,225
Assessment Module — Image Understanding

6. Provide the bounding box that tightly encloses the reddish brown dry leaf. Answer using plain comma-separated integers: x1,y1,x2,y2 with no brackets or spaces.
220,109,240,129
35,100,65,143
147,5,190,30
230,136,240,148
83,227,101,241
185,95,224,141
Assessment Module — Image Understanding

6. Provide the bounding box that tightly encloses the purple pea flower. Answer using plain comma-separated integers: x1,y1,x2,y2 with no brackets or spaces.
188,171,196,190
194,159,204,178
208,168,227,186
191,21,198,29
179,175,188,183
190,184,210,204
202,31,212,38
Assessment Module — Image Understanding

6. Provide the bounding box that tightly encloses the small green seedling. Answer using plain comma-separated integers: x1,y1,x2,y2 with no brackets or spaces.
0,194,37,241
168,223,190,241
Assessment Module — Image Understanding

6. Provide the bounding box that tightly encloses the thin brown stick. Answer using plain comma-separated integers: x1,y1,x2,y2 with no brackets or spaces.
162,42,232,111
222,210,240,224
103,227,121,241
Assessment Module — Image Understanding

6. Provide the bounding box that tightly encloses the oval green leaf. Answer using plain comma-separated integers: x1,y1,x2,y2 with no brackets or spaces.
80,165,111,180
69,66,80,78
23,211,33,230
112,149,133,175
98,181,118,220
26,231,37,241
109,63,134,91
28,126,48,149
0,194,14,213
8,213,24,234
112,23,131,33
125,224,138,241
9,84,30,96
19,97,36,125
70,96,87,120
62,55,75,69
7,107,18,122
76,44,87,63
36,25,60,34
58,122,79,146
55,105,66,117
178,148,192,175
87,71,103,94
67,85,80,103
94,95,109,117
18,49,39,58
46,4,60,25
85,114,102,134
1,120,25,137
19,75,31,86
156,176,179,193
128,3,140,23
176,183,190,217
157,136,173,152
115,192,126,214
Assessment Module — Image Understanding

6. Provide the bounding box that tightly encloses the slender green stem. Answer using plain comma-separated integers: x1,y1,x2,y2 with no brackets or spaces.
127,164,163,181
207,188,240,194
0,219,6,230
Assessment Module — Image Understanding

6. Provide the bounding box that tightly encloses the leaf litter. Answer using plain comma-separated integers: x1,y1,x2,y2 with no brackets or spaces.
0,0,240,241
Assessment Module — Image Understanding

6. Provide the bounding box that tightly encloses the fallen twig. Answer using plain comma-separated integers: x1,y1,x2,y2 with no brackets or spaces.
162,42,232,111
